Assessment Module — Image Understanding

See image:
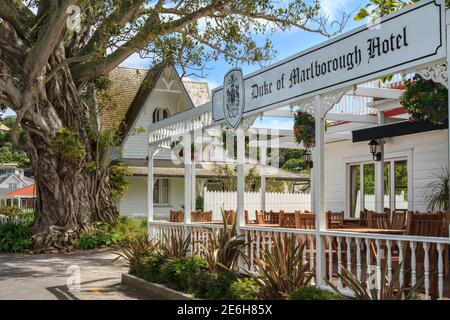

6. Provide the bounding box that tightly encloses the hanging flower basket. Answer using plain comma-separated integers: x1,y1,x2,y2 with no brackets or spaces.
293,110,316,149
400,75,448,125
170,141,196,160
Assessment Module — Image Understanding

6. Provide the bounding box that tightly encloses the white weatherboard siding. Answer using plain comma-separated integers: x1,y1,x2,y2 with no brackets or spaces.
324,129,448,214
118,176,184,219
122,93,186,160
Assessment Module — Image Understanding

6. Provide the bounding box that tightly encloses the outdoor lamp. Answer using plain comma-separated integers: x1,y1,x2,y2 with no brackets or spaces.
368,139,382,161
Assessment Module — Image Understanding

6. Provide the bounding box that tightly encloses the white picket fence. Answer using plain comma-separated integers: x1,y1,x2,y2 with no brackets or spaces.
204,190,311,220
0,214,28,225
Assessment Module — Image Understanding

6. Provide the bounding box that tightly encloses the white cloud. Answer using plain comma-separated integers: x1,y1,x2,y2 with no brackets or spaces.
320,0,356,20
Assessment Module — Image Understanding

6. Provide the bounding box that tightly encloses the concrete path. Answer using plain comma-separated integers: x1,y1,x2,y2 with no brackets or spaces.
0,249,149,300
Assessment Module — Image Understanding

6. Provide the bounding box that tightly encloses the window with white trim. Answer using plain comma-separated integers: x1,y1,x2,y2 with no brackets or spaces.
348,158,408,218
152,108,171,123
153,178,170,206
8,183,18,189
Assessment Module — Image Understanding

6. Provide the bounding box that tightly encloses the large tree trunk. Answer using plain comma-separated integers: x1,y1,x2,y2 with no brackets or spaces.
21,51,118,252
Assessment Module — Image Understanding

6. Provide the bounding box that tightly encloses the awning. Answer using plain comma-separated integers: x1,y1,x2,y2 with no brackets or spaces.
352,120,448,143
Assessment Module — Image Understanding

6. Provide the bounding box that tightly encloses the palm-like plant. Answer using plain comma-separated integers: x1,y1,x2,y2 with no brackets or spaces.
203,209,248,273
424,168,449,211
113,234,159,273
252,234,313,300
325,262,423,300
159,231,191,259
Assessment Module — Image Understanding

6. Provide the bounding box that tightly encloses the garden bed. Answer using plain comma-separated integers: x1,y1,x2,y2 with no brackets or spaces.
122,273,198,300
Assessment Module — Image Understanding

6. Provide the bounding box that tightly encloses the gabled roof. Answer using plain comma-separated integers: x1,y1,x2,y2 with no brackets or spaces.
2,184,36,197
0,173,34,186
98,64,210,141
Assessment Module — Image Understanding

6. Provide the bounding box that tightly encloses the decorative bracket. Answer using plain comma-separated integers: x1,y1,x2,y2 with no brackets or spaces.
241,115,258,131
300,87,350,118
416,64,448,88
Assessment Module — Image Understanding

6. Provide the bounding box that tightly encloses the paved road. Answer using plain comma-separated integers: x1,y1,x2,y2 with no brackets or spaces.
0,249,149,300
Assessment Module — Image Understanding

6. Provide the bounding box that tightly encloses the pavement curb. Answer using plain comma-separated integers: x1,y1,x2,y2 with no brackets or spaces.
121,273,198,300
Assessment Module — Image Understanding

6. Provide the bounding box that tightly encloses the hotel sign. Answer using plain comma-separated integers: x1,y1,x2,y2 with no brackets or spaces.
212,0,446,125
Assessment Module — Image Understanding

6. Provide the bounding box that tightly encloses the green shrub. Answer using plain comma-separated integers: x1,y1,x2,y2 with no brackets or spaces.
110,216,146,246
180,256,208,293
134,254,165,283
76,216,147,250
160,258,186,291
288,286,337,300
206,271,239,300
230,277,260,300
189,270,212,298
0,206,25,217
76,222,112,250
0,222,32,252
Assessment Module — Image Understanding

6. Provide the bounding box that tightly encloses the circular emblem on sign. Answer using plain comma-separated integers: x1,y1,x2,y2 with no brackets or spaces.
223,68,244,129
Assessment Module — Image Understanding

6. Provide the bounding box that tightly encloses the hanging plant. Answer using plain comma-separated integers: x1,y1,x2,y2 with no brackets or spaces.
170,140,196,160
293,110,316,149
400,75,448,125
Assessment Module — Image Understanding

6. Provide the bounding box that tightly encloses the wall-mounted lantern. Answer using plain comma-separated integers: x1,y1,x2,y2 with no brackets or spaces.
368,139,382,161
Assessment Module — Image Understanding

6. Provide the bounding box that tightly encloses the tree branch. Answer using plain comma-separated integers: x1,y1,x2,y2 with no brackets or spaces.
0,0,35,41
77,0,147,58
23,1,74,88
72,0,228,82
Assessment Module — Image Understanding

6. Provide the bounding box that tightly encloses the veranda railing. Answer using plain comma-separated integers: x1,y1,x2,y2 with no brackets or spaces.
148,221,450,300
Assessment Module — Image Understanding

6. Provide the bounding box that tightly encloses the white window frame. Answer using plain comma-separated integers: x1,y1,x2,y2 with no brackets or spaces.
344,149,413,218
152,107,171,123
8,183,18,189
153,178,170,206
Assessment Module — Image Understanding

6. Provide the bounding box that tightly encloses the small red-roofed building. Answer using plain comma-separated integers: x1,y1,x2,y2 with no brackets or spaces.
0,184,36,210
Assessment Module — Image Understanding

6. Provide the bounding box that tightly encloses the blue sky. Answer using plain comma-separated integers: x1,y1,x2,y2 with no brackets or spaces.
2,0,369,122
121,0,370,129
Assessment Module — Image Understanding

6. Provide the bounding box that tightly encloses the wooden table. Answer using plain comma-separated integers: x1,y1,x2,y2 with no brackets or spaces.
332,227,406,235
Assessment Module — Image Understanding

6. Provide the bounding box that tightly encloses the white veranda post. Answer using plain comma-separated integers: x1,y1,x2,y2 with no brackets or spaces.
184,132,192,224
306,89,348,285
236,123,246,228
147,144,159,237
375,111,385,213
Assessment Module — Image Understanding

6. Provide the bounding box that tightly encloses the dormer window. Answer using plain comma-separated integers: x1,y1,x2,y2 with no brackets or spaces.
152,108,171,123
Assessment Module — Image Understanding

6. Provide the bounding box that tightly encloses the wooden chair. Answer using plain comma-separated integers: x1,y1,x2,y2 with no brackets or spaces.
403,211,445,299
244,210,256,225
326,211,344,229
262,210,281,224
367,211,390,229
224,210,236,225
359,210,369,226
279,211,296,228
255,210,265,224
169,210,184,222
391,211,407,230
295,212,316,230
191,211,212,222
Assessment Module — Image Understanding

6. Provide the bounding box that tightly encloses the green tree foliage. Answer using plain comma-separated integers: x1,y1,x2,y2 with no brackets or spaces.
109,161,134,202
0,118,30,168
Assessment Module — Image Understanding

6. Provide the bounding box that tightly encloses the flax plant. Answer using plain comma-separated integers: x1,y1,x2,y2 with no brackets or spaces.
252,235,313,299
326,262,423,300
203,209,249,273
